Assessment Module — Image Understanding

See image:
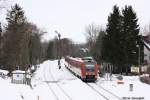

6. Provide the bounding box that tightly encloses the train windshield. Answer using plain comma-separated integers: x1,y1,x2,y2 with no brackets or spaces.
85,64,95,71
82,57,95,62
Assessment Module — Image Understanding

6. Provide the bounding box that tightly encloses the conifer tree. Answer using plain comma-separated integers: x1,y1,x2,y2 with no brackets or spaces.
3,4,27,71
102,5,143,74
102,5,123,72
122,5,142,74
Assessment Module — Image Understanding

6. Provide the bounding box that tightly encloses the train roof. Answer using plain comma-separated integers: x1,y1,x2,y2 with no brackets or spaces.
82,57,95,63
68,57,84,62
66,56,96,63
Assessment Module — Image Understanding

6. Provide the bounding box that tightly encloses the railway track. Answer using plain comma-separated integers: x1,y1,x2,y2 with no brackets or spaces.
65,62,122,100
49,64,72,100
86,83,110,100
95,83,122,100
86,83,123,100
43,62,72,100
43,65,59,100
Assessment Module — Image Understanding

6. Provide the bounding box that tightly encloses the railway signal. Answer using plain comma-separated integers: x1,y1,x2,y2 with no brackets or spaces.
55,30,61,69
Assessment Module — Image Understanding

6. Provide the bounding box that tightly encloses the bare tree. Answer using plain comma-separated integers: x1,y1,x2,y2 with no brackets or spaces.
85,23,103,50
60,38,73,57
142,23,150,76
25,22,44,65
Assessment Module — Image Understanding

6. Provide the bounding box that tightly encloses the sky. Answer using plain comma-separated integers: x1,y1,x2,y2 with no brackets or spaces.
1,0,150,43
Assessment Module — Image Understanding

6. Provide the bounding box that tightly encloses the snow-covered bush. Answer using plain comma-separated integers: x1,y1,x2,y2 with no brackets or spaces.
140,76,150,85
117,75,123,80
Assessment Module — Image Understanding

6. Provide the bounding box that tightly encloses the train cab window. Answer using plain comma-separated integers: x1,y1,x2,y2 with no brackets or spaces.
82,57,95,63
85,64,95,71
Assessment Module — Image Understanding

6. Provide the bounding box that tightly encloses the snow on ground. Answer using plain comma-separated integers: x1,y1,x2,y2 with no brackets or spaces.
0,59,150,100
97,75,150,100
0,69,8,75
0,77,36,100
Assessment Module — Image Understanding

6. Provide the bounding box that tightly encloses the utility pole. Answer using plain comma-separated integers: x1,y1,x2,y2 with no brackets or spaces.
137,44,141,74
0,23,2,60
138,45,141,75
55,30,61,69
0,23,2,47
138,35,143,75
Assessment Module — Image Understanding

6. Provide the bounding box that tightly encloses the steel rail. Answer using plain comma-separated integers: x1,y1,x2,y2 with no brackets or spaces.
95,83,122,100
43,66,59,100
48,63,72,100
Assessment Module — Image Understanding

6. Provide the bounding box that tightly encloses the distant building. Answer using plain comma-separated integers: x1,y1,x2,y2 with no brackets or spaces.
143,35,150,65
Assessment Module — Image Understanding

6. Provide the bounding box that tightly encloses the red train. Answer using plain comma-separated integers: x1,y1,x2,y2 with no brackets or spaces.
65,56,99,82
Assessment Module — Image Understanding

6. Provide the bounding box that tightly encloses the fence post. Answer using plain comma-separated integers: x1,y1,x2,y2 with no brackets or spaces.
37,96,40,100
129,84,133,91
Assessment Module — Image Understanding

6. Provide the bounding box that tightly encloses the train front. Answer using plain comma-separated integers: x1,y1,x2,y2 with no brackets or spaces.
82,58,98,82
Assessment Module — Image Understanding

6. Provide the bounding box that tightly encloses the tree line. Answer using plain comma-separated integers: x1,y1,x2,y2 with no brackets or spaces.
46,37,86,60
0,3,147,75
86,5,144,74
0,4,45,73
0,3,85,73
